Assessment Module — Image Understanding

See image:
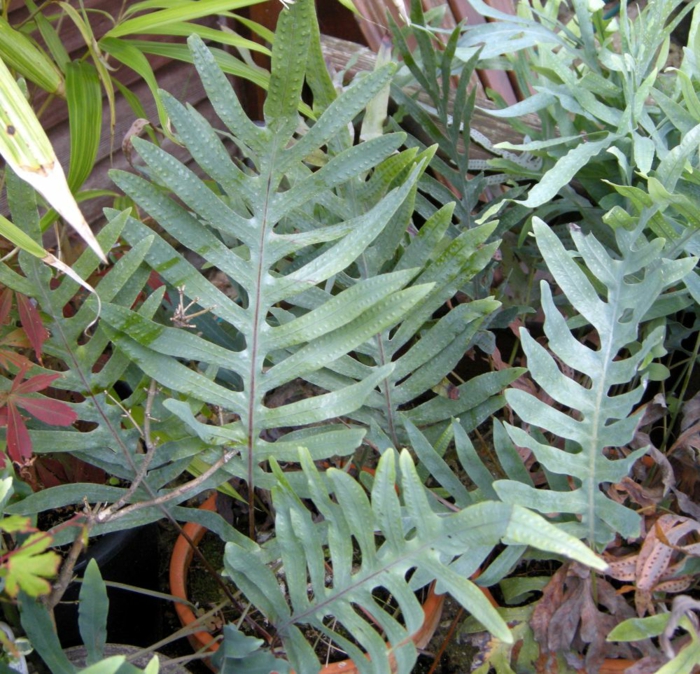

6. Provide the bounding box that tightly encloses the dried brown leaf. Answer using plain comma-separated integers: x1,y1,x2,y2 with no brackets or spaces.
623,654,672,674
639,394,669,428
615,476,663,508
681,393,700,434
660,595,700,659
654,576,693,594
604,553,637,582
636,517,676,592
645,446,675,496
579,580,621,672
531,565,568,650
547,579,585,653
673,487,700,519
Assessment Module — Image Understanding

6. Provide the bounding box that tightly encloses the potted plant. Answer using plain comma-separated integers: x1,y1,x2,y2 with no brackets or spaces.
92,0,610,670
5,0,695,670
168,493,447,673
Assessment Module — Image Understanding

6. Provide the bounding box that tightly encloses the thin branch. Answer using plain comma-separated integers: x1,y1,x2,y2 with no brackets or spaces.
44,510,93,611
105,379,160,514
95,447,240,524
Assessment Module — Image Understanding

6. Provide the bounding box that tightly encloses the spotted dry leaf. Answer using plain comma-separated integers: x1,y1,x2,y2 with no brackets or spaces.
670,391,700,458
606,514,700,616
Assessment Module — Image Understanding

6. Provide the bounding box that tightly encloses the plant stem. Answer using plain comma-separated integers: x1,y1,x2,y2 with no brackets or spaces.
45,514,91,612
95,447,239,524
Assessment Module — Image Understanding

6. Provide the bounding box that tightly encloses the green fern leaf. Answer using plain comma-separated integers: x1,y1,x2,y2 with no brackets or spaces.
102,17,435,494
495,218,697,547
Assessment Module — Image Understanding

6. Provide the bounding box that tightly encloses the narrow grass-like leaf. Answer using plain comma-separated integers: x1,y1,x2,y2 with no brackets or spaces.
0,18,64,94
125,40,270,91
142,21,270,55
99,38,169,131
65,61,102,191
104,0,264,38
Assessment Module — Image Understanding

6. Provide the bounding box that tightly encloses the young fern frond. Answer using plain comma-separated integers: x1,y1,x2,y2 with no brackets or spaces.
222,446,606,674
493,218,696,548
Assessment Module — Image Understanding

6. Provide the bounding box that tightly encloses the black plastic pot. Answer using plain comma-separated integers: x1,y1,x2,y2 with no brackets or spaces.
55,523,161,648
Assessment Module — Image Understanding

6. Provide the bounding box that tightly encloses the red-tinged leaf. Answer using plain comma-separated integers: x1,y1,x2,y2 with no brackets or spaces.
15,372,61,394
70,457,106,484
147,270,164,291
0,349,33,372
34,458,66,489
5,404,32,464
15,294,48,362
17,396,77,426
0,289,12,326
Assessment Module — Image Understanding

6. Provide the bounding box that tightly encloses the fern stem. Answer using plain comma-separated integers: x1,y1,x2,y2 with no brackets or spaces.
246,164,277,541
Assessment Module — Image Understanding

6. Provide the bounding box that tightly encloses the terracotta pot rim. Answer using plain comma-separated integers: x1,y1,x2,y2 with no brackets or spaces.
168,493,445,673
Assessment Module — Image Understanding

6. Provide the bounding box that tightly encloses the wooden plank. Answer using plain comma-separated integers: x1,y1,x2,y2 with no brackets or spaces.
351,0,519,104
46,58,209,175
13,0,219,133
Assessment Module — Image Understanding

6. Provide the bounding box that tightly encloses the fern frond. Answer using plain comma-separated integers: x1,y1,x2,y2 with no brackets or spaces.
222,446,607,674
101,5,436,495
494,219,697,548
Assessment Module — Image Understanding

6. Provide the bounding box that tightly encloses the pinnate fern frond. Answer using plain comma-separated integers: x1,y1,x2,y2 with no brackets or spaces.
222,447,606,674
0,171,174,535
494,219,697,548
101,2,436,497
293,176,515,448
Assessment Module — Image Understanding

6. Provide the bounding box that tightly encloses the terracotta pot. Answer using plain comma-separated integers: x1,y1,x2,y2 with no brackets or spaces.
169,494,445,673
